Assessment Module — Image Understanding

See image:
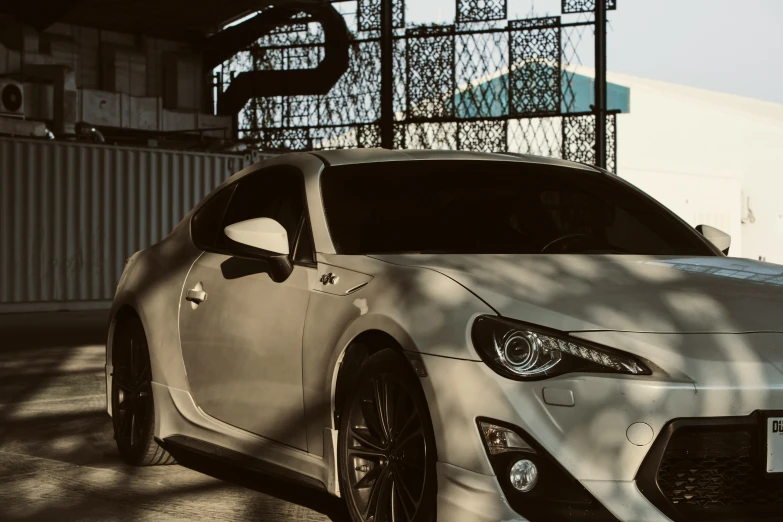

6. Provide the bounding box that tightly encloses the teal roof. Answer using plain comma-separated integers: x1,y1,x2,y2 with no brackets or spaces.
453,66,630,118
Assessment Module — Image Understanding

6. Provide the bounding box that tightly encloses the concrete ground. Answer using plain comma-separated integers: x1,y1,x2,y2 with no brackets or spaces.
0,311,349,522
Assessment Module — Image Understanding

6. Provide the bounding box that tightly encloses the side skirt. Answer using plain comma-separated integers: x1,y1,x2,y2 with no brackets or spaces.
152,381,339,496
158,435,327,491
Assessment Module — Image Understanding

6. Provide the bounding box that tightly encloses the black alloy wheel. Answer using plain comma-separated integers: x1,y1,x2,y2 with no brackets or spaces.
111,316,174,465
339,350,437,522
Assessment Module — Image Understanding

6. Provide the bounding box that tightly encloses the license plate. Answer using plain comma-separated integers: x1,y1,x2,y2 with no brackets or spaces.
767,417,783,473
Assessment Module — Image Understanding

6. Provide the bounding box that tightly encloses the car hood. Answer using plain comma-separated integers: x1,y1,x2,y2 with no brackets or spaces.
369,254,783,334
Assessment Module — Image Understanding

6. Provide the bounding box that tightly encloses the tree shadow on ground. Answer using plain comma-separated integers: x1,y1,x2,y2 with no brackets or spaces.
0,310,347,522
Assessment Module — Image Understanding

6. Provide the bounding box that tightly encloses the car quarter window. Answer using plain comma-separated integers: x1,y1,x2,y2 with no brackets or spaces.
216,166,306,254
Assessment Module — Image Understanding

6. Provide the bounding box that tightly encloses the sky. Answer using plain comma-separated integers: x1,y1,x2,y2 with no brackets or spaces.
406,0,783,104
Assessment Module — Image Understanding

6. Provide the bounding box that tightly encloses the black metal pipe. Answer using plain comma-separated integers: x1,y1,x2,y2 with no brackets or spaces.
380,0,394,149
216,3,350,116
201,6,301,70
594,0,607,168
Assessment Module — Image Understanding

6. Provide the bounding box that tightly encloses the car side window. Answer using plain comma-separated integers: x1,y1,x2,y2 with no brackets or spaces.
217,167,305,254
191,184,236,251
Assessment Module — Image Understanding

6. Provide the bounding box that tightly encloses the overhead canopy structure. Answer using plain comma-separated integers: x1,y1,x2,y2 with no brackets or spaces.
0,0,310,40
0,0,349,120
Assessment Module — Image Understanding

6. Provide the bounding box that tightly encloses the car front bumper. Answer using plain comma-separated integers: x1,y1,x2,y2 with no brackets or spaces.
418,331,783,522
436,461,526,522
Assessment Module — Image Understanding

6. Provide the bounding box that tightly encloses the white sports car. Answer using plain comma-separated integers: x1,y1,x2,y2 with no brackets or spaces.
107,149,783,522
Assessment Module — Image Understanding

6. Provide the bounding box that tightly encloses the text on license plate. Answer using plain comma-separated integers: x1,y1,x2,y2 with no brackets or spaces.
768,417,783,473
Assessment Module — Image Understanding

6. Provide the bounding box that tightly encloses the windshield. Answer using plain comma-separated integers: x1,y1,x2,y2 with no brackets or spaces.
320,160,716,256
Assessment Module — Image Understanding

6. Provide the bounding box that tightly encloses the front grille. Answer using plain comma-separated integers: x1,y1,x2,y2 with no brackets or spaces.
658,427,783,508
637,416,783,522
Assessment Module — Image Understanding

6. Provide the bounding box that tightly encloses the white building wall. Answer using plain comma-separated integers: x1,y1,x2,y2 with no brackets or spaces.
621,167,743,256
590,68,783,263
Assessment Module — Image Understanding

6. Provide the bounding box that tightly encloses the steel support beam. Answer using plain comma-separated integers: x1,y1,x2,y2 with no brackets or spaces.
380,0,394,149
594,0,607,169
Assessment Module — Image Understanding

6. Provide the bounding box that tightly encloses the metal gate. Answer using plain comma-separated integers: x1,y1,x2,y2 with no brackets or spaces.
219,0,619,170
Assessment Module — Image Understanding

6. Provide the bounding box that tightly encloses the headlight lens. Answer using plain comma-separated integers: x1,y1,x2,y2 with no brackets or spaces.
472,315,650,380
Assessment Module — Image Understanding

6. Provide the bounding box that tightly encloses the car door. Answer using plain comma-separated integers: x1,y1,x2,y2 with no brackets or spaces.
178,166,317,451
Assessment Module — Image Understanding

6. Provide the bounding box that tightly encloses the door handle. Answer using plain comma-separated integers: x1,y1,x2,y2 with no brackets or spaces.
186,288,207,304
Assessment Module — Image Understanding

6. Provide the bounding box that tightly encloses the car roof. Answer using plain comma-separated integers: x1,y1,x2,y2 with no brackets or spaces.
308,148,599,172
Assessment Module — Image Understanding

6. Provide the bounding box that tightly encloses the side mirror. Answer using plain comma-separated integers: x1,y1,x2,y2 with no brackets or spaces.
696,224,731,255
225,218,289,255
224,218,293,282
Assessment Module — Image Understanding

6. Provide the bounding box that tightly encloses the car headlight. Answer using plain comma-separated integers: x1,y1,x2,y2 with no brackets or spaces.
471,315,650,380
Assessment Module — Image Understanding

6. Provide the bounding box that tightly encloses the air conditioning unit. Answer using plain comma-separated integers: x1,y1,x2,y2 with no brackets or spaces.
0,80,25,117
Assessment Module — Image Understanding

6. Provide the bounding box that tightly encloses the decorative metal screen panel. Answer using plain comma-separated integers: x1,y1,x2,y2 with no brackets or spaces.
219,0,619,171
356,124,382,148
406,25,456,119
509,17,561,116
562,0,617,14
257,129,311,151
456,0,507,23
358,0,405,32
458,120,507,152
562,113,617,172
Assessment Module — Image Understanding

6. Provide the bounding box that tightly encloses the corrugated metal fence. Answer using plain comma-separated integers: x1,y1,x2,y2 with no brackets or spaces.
0,137,266,312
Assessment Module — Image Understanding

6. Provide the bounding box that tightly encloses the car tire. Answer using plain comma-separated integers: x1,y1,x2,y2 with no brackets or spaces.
111,316,175,466
338,349,437,522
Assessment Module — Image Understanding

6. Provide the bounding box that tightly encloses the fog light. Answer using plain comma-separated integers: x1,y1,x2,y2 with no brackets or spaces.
509,459,538,492
479,421,536,455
